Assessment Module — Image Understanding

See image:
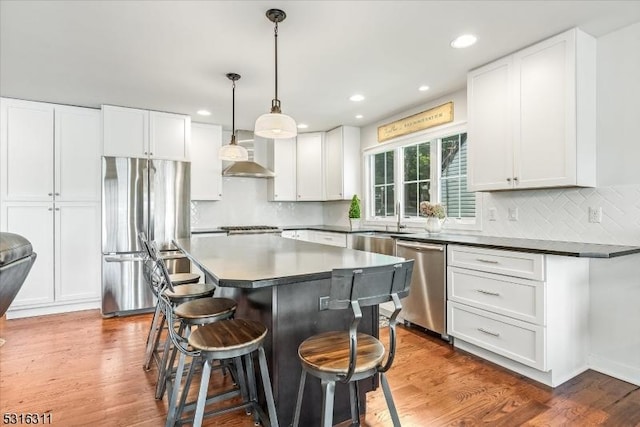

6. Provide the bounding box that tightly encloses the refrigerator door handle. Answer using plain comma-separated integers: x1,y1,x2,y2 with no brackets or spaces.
145,159,156,240
145,160,153,241
104,255,146,263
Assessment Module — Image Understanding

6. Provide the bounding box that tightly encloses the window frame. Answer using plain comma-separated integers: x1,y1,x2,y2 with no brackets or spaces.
363,122,482,231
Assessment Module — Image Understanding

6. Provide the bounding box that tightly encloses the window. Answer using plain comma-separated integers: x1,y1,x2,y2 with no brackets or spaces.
372,150,395,217
366,130,477,228
441,133,474,218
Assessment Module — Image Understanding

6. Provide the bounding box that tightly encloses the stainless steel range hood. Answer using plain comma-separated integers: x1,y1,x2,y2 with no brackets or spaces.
222,130,275,178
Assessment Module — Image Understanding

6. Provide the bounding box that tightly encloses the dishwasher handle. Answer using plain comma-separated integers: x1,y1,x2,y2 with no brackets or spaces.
396,241,444,252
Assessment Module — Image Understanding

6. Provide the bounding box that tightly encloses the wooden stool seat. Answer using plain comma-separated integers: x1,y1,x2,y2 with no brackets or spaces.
173,297,236,322
298,331,385,375
164,283,215,301
189,319,267,353
169,272,200,285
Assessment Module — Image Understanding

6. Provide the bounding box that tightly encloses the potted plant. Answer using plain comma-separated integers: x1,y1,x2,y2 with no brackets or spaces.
348,195,361,230
419,201,446,233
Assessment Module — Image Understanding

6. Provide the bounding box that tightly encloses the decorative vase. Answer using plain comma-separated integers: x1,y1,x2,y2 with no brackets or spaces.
349,218,361,230
425,216,442,234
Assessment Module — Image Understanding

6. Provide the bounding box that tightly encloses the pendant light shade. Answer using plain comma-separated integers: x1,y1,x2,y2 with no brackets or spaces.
219,73,249,161
219,142,248,161
254,8,297,139
255,111,297,139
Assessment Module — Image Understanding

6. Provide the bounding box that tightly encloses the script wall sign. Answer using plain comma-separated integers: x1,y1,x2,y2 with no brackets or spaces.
378,102,454,142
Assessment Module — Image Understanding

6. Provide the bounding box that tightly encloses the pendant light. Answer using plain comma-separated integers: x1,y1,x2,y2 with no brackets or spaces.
254,8,297,139
218,73,249,161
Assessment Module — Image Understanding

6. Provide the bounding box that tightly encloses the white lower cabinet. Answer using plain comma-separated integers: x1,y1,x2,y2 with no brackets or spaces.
308,230,347,247
2,202,101,318
447,244,589,387
281,229,347,248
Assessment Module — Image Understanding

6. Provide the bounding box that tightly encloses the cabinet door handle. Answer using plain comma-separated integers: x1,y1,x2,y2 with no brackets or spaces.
48,193,53,196
48,207,53,211
506,178,511,183
55,192,60,196
477,327,500,337
144,151,148,155
476,289,500,296
55,208,60,211
476,258,499,264
513,177,519,182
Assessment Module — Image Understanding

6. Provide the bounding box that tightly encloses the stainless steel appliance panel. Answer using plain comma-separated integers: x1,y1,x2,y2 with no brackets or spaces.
395,240,447,336
149,160,190,250
102,157,146,253
101,156,191,316
102,253,153,315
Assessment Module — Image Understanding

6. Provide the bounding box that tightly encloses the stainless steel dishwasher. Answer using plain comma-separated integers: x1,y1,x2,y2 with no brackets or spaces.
395,240,447,338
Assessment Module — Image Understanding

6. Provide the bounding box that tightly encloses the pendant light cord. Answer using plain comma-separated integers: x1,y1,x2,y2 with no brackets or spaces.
272,20,281,112
231,79,236,145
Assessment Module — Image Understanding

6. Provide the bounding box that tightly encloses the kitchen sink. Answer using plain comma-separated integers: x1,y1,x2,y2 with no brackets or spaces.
350,231,410,255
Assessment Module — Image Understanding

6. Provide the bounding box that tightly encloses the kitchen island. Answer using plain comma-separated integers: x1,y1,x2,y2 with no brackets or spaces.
174,233,406,426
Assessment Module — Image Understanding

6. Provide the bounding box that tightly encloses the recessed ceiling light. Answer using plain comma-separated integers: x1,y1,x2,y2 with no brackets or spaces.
419,85,430,92
355,114,363,119
450,34,477,49
197,110,211,116
297,123,308,129
451,34,477,49
349,94,365,102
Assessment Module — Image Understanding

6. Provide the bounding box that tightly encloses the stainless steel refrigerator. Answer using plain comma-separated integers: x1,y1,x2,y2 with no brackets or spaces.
101,157,190,316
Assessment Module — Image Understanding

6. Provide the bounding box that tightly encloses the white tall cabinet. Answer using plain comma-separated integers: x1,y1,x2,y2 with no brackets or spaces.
267,137,297,201
191,123,223,200
296,132,325,201
102,105,190,161
324,126,361,200
0,98,102,318
467,28,596,191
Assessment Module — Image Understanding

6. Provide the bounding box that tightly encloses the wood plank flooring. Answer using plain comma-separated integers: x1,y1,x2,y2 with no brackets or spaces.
1,310,638,426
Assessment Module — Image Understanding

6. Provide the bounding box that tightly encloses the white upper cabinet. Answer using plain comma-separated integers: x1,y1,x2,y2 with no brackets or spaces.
324,126,361,200
55,106,101,201
1,98,54,201
296,132,325,201
103,105,190,161
468,28,596,192
1,99,101,202
149,111,190,161
267,137,297,201
191,123,222,200
467,58,514,191
102,105,149,158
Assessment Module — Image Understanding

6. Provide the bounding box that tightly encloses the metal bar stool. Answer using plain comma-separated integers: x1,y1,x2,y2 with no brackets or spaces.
153,268,279,426
140,234,229,400
140,232,202,372
292,260,414,427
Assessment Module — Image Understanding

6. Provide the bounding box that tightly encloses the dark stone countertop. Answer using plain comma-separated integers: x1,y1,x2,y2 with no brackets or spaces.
174,234,405,288
389,233,640,258
281,224,380,234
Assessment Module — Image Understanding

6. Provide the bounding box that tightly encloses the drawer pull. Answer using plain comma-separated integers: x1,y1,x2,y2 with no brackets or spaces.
477,327,500,337
476,258,499,264
476,289,500,296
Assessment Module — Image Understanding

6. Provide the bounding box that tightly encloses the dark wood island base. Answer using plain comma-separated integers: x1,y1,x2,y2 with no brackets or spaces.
215,277,378,426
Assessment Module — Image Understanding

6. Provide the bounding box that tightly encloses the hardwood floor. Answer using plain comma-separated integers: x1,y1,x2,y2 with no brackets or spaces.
1,310,638,426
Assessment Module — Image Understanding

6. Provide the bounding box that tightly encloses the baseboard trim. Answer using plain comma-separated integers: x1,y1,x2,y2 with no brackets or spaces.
6,300,100,319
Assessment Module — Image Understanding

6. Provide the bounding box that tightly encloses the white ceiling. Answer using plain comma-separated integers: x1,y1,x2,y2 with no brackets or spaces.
1,1,639,132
